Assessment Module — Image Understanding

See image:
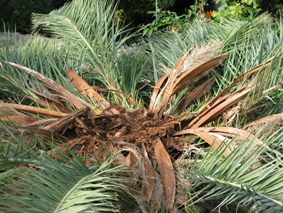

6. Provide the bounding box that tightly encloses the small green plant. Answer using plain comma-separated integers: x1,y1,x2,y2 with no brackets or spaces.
141,9,189,36
213,0,262,22
141,0,208,36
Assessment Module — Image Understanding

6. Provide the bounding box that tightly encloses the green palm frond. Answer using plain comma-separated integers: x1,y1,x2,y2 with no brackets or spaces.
0,0,150,111
146,13,276,76
0,148,131,213
181,129,283,212
145,13,283,117
0,33,80,106
0,120,39,170
31,0,148,108
0,117,135,213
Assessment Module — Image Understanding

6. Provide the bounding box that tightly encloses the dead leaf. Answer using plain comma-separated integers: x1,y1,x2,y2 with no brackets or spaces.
66,68,110,109
26,96,71,113
172,55,228,94
207,57,273,107
125,152,136,169
242,113,283,129
0,103,68,118
148,73,168,113
6,62,84,109
172,69,214,95
42,107,88,132
195,132,231,157
142,143,155,203
177,77,215,113
0,115,38,124
175,126,271,151
174,130,231,157
154,138,175,210
152,49,193,118
189,88,250,128
28,89,72,113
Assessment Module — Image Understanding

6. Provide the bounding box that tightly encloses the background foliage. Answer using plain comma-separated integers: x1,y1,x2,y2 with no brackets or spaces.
1,0,283,35
0,0,68,34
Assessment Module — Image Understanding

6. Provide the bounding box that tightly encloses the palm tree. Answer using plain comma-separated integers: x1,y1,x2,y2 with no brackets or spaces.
1,0,283,212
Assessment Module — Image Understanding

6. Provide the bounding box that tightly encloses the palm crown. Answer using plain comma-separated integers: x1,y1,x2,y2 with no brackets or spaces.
1,0,283,212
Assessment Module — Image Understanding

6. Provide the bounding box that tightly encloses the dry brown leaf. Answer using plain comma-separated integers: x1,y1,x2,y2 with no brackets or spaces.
142,144,155,203
21,127,64,141
28,89,72,113
144,158,155,204
172,69,213,95
174,130,231,157
42,107,88,132
136,81,151,92
0,115,38,124
148,73,168,113
66,68,110,110
152,49,193,118
154,138,175,210
242,113,283,129
26,96,71,113
19,118,57,129
6,62,84,109
188,87,247,128
207,57,273,107
125,152,136,169
0,103,68,118
190,88,250,128
172,55,228,91
175,127,271,151
177,77,215,113
174,128,231,157
225,107,239,121
262,82,283,95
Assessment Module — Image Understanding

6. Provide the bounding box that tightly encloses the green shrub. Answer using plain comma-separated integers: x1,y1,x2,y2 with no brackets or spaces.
212,0,262,22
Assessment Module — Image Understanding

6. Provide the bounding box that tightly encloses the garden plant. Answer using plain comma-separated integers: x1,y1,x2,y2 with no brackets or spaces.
1,0,283,212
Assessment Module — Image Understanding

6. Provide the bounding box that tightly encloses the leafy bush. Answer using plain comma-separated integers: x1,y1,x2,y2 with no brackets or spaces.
212,0,262,22
141,0,208,36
